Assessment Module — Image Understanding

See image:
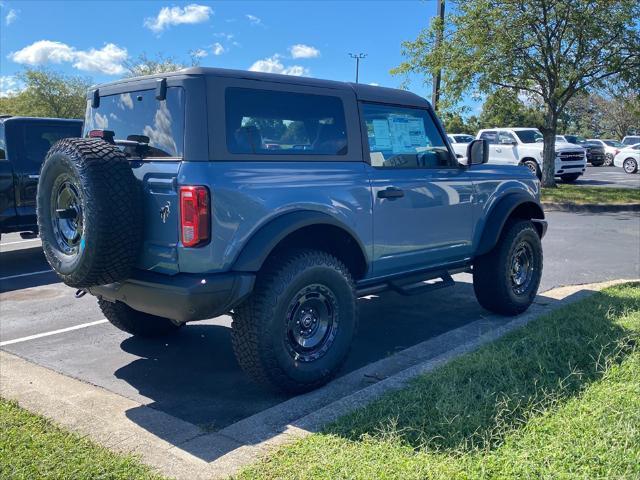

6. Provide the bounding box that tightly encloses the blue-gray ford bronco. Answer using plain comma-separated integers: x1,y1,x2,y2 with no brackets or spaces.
37,68,546,393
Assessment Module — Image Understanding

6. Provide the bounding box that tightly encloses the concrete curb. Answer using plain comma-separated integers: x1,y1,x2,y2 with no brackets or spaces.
1,279,637,479
542,202,640,213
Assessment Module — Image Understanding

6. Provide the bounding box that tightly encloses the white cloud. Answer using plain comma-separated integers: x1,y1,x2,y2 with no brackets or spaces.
212,42,225,55
245,14,262,26
72,43,127,75
248,55,307,76
369,82,380,86
144,4,213,33
5,8,17,25
9,40,128,75
289,44,320,59
0,76,22,97
192,48,208,58
10,40,75,65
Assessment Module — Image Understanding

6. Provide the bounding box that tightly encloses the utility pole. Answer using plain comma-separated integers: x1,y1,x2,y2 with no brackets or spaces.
348,53,367,83
431,0,445,111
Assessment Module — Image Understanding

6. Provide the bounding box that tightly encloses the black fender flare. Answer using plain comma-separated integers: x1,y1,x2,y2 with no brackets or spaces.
232,210,368,272
476,192,545,256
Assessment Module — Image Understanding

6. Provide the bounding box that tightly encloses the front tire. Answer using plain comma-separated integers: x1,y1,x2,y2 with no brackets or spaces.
473,220,543,316
604,154,614,166
231,249,357,393
560,173,581,183
522,160,541,179
623,158,638,174
98,299,181,337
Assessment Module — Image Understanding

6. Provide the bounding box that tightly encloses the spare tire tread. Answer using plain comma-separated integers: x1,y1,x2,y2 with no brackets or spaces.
38,138,142,288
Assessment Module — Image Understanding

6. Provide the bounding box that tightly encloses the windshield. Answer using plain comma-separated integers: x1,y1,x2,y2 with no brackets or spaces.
514,129,543,143
84,87,185,158
623,136,640,145
604,140,624,147
565,135,587,145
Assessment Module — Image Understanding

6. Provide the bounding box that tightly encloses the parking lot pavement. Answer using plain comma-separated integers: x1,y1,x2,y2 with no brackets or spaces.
577,165,640,189
1,211,639,432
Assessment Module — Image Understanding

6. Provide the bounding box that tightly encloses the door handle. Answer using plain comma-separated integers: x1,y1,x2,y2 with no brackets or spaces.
377,187,405,199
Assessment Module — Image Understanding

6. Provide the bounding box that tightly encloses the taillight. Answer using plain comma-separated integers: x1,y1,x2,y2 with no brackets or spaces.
180,186,210,247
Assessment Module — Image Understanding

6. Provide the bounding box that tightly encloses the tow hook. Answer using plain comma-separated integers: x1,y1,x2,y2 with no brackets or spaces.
75,289,88,299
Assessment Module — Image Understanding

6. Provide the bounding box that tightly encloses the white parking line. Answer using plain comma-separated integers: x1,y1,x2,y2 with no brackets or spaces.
0,319,108,347
0,269,53,281
0,238,41,246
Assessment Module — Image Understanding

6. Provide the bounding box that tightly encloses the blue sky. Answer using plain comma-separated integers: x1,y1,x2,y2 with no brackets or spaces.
0,1,479,111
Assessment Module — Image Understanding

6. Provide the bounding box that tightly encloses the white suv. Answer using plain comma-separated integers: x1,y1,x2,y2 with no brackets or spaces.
476,128,587,182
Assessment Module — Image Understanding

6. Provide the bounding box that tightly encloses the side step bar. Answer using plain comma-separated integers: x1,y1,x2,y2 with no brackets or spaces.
356,270,457,297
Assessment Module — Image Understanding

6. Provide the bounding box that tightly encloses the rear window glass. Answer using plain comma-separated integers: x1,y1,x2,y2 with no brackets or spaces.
225,88,347,155
7,122,81,171
84,87,185,158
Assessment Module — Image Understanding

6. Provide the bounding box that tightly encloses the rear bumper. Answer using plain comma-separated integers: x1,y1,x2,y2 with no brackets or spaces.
89,270,255,323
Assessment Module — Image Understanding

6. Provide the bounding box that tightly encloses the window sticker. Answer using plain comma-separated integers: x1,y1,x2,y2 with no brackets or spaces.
388,115,428,153
371,119,392,150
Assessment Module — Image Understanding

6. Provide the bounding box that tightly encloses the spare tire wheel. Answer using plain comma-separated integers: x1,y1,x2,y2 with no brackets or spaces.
37,138,142,288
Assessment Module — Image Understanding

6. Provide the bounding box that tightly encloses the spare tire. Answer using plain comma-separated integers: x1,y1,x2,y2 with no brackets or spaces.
37,138,142,288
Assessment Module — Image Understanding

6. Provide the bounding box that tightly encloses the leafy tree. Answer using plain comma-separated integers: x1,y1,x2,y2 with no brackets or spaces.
0,68,91,119
123,52,199,78
477,89,544,130
394,0,640,186
440,112,470,133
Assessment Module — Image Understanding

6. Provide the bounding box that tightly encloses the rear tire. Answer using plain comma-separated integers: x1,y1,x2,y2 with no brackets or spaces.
231,249,357,393
473,220,542,316
560,173,581,183
623,158,638,174
98,299,181,337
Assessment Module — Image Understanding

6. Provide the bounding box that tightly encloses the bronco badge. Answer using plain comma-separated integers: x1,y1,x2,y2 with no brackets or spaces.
160,201,171,223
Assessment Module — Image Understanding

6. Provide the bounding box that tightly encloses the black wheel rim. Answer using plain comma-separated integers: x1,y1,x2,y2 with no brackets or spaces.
623,159,636,173
51,178,83,255
285,284,339,363
510,241,535,295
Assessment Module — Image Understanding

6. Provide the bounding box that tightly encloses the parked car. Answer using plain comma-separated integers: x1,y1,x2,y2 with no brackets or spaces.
613,143,640,173
0,116,83,239
446,134,475,160
477,128,586,181
557,134,606,166
37,67,547,392
622,135,640,146
587,139,624,166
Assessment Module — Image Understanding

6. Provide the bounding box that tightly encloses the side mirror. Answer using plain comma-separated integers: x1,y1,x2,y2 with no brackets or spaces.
464,139,489,166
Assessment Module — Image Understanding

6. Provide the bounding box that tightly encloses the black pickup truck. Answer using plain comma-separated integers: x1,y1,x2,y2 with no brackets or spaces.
0,116,83,239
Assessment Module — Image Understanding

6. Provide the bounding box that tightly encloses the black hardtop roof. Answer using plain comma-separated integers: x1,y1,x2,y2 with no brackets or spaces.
92,67,431,108
0,116,83,125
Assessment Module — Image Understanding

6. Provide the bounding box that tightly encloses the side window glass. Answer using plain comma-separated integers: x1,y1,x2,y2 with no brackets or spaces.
225,88,347,156
480,131,498,144
362,103,453,169
497,132,516,144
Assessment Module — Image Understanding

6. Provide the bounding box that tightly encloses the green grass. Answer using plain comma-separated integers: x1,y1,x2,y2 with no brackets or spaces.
238,283,640,479
0,398,166,480
541,185,640,204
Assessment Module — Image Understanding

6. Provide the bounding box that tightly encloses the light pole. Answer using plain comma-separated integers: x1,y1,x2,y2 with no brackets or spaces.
431,0,445,111
348,53,367,83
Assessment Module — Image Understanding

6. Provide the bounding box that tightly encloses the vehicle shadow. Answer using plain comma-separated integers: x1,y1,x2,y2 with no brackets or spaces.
0,246,58,293
115,282,491,455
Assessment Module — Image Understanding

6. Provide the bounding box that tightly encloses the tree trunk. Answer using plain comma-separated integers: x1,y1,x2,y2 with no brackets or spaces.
541,108,558,188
